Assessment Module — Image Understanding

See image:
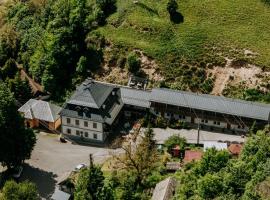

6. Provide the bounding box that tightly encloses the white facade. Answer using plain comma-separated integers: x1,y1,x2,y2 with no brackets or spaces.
61,116,104,141
62,125,104,141
195,118,227,128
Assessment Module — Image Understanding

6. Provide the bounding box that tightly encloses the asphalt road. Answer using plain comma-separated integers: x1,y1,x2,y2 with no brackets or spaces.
20,132,122,199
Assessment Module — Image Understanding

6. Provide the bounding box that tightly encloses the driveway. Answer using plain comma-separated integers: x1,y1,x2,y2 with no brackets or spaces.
20,132,122,199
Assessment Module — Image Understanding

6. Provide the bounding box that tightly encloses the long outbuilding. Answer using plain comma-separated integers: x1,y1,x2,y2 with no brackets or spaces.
59,79,270,143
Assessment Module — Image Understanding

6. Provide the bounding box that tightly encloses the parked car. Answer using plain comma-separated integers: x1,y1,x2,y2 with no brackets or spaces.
12,166,23,179
73,164,86,172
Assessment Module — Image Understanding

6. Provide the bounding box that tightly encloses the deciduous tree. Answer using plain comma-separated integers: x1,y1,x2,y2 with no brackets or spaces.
0,82,36,169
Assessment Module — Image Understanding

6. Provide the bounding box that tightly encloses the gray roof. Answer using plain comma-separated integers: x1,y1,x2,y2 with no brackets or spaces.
60,88,124,125
68,80,114,109
152,177,177,200
151,88,270,121
18,99,61,122
51,188,70,200
120,87,151,108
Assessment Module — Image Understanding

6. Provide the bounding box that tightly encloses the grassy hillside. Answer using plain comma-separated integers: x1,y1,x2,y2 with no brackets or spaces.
97,0,270,95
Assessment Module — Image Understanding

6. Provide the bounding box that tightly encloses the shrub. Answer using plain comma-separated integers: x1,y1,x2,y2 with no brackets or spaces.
164,135,187,152
155,116,168,128
126,52,141,73
167,0,178,15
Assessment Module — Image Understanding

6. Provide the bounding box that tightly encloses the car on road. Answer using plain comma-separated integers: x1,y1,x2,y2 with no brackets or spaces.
74,164,86,172
12,166,23,179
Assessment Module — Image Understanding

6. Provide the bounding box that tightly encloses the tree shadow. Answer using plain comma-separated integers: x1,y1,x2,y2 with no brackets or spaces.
20,164,57,199
170,12,184,24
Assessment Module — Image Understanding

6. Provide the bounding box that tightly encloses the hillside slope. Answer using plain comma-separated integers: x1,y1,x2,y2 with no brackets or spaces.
96,0,270,101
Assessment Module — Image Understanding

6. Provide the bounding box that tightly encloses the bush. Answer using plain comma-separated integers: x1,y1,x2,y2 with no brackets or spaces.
167,0,178,15
155,116,168,128
164,135,186,152
126,52,141,73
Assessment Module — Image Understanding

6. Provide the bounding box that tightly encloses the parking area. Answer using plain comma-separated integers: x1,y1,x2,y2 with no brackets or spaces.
20,132,123,199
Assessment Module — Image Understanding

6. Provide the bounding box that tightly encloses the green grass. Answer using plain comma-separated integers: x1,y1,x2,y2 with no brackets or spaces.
98,0,270,81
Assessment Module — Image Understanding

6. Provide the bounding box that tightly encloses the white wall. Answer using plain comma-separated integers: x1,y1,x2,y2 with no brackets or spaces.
62,125,104,141
195,118,227,128
61,116,103,132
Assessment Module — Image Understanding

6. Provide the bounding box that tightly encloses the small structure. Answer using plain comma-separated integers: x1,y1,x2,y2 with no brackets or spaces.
50,188,71,200
18,99,62,131
152,177,177,200
166,162,181,172
203,141,227,151
228,143,242,156
183,150,203,163
128,75,148,90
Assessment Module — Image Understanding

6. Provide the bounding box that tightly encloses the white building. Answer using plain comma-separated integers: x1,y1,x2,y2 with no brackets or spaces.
59,79,123,144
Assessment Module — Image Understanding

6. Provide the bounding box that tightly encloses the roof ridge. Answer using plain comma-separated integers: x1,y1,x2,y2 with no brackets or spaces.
46,101,55,121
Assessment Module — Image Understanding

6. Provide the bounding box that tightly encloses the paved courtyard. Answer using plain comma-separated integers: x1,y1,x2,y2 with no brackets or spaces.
20,132,122,199
151,128,246,144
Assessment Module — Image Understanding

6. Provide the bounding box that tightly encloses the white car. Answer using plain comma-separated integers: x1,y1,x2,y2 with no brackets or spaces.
12,166,23,179
74,164,86,172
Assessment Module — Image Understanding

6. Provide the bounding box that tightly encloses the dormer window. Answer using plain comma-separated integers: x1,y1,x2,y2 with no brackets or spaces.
102,104,106,109
112,91,116,96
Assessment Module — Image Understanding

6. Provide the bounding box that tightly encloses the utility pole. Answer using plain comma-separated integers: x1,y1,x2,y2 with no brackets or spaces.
197,123,200,144
89,154,93,168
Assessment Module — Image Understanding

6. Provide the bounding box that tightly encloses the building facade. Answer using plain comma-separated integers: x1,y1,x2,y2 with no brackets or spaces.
60,79,270,144
59,79,123,143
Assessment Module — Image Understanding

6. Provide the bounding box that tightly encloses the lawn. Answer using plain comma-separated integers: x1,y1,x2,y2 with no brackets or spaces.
98,0,270,71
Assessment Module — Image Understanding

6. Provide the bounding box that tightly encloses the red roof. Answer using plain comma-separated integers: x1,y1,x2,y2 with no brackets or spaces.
228,144,242,155
183,150,203,163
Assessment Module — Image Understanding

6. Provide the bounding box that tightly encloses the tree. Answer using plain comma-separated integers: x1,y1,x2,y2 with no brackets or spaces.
195,148,230,175
198,173,223,199
1,58,17,79
96,0,117,16
0,83,36,169
76,56,88,75
126,52,140,73
164,135,186,152
0,180,39,200
7,73,32,104
114,127,158,187
167,0,178,15
74,155,114,200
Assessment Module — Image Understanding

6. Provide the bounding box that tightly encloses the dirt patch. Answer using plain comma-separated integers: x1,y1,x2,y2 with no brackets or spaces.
135,50,164,82
209,59,270,95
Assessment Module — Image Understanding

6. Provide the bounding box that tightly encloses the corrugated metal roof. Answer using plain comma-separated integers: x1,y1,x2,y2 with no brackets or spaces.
18,99,61,122
151,88,270,121
120,87,151,108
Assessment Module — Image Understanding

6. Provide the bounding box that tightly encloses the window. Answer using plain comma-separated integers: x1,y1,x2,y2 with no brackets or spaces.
75,120,80,126
205,120,208,123
93,123,97,129
217,121,220,125
84,121,88,127
84,132,88,138
93,133,97,139
66,118,71,124
67,128,71,134
201,119,204,123
214,121,216,125
183,116,186,120
76,130,80,136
